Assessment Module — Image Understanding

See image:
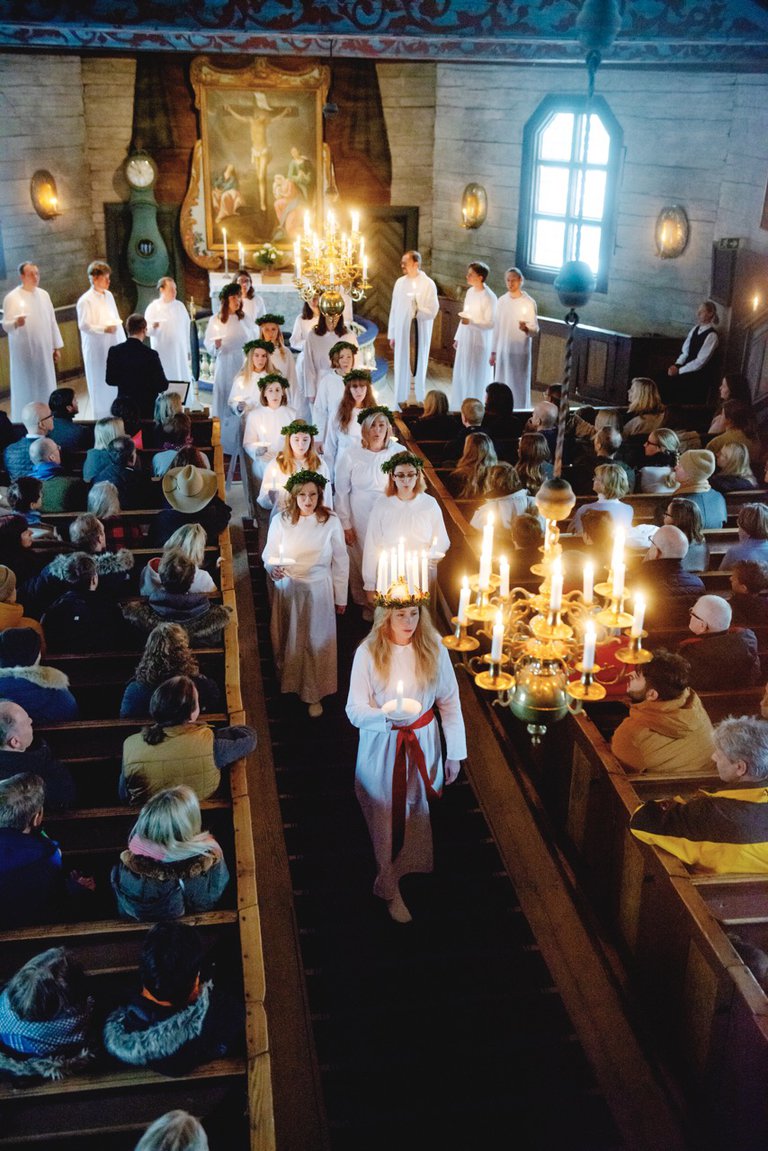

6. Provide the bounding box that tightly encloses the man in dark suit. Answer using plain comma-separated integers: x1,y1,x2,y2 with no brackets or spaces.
48,386,93,454
106,313,167,418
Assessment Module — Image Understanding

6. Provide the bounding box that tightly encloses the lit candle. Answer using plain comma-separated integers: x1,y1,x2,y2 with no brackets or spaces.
478,550,492,592
351,210,360,234
50,195,58,214
421,549,429,593
457,576,470,625
499,555,510,599
395,679,404,711
376,550,387,594
329,262,335,286
549,555,563,613
611,528,625,576
754,294,760,313
397,537,406,580
630,593,646,638
271,469,278,492
612,561,625,602
238,242,244,268
362,257,368,282
222,227,228,273
582,622,596,671
583,562,594,605
390,545,397,584
491,611,504,663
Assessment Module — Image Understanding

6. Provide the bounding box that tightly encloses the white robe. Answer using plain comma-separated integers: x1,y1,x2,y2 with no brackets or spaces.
346,640,467,899
257,456,333,517
269,344,308,421
323,410,363,482
334,441,402,605
452,284,497,409
387,271,439,405
243,403,297,486
361,492,450,592
76,286,126,418
289,315,316,413
490,291,539,408
264,512,349,703
241,294,266,324
2,286,63,422
313,368,346,445
145,298,192,382
204,314,257,454
301,329,359,405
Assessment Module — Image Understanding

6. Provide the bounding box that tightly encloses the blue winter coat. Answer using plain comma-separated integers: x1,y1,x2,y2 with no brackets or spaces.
0,665,78,723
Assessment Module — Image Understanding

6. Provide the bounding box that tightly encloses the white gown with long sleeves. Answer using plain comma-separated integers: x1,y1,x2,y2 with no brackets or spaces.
451,284,497,409
145,298,192,382
241,294,266,324
269,344,308,421
257,456,333,517
490,291,539,408
387,271,439,404
361,492,450,592
243,403,297,486
334,441,402,605
302,329,359,405
322,409,363,481
2,286,63,422
346,640,467,899
313,368,346,445
289,315,316,413
264,512,349,703
76,286,126,418
204,313,257,454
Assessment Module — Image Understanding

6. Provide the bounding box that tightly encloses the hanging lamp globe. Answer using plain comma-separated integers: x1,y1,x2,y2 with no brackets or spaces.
554,260,596,309
318,289,345,316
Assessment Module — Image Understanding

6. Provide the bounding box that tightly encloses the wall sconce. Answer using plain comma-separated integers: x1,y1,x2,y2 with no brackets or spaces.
461,183,488,229
655,204,688,259
30,170,60,220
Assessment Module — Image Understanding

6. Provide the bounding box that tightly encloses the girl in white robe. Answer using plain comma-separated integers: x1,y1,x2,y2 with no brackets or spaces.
289,298,320,411
257,420,333,519
243,373,296,530
490,268,539,409
226,339,274,504
145,278,192,382
323,371,377,481
76,262,126,419
346,601,466,922
235,270,265,325
361,452,450,596
335,408,401,609
313,341,359,450
451,262,497,410
301,312,358,407
204,284,257,455
264,472,349,717
255,313,308,421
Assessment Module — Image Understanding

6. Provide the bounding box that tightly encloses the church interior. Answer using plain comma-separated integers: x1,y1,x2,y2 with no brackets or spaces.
1,3,768,1150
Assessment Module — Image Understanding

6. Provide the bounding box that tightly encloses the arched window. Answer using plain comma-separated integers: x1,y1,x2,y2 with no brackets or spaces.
516,95,623,294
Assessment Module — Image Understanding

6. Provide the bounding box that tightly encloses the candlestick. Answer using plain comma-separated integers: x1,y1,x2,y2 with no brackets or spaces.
376,550,387,594
611,528,625,577
630,593,646,638
549,556,563,614
491,611,504,663
583,562,594,605
397,537,406,581
222,228,228,273
421,550,429,594
499,556,510,599
396,679,404,712
583,622,596,670
612,561,625,602
457,576,470,625
351,210,360,234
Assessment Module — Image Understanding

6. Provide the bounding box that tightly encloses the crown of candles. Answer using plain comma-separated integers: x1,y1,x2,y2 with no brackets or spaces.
375,577,430,609
375,537,431,602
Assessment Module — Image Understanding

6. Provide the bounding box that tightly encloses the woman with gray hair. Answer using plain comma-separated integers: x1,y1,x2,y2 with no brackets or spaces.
133,1111,209,1151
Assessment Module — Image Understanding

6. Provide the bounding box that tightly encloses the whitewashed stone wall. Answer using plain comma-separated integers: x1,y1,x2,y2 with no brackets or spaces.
81,56,137,258
430,64,768,341
377,62,437,265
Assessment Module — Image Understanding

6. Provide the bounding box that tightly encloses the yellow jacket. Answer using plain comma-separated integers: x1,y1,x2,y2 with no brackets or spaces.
0,600,45,644
611,689,715,776
121,724,220,805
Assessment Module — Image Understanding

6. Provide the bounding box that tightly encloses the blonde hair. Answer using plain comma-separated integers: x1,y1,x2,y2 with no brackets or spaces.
154,391,183,425
516,433,550,494
627,377,664,414
718,441,757,481
594,410,622,432
360,413,392,451
240,346,274,384
276,430,322,474
87,481,121,518
130,786,216,862
451,432,497,498
594,462,630,500
366,605,440,688
164,523,207,569
423,390,448,419
93,417,124,451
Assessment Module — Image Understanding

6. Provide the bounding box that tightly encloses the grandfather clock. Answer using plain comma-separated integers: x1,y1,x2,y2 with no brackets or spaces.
124,150,169,313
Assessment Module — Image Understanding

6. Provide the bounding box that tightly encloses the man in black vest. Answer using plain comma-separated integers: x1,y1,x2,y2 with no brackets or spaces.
106,313,167,418
666,300,719,404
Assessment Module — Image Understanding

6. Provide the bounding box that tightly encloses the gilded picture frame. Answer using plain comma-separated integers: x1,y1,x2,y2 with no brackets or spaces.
188,56,328,267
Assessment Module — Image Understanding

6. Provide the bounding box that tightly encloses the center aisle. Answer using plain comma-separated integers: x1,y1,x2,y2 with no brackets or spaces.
242,519,622,1151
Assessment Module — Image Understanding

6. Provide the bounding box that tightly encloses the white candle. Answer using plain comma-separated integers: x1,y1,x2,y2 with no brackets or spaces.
222,227,228,273
549,555,563,613
421,550,429,593
753,294,760,313
390,546,397,585
396,679,404,711
457,576,470,625
376,550,387,594
397,537,406,581
610,528,625,577
351,210,360,234
362,257,368,281
359,237,365,262
304,210,311,235
631,593,646,638
612,561,625,602
271,469,278,492
583,562,594,605
238,242,244,268
491,611,504,663
499,556,510,599
478,551,492,592
582,622,596,671
329,262,335,286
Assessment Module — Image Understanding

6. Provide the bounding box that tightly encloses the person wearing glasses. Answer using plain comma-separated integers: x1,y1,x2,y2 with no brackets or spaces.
636,428,680,494
3,402,54,483
76,261,125,418
635,525,705,627
361,452,450,605
678,594,760,693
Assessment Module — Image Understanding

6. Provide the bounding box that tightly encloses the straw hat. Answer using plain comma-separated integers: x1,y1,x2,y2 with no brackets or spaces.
162,465,218,513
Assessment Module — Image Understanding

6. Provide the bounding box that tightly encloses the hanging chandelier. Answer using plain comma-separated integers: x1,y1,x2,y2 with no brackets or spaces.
293,208,371,316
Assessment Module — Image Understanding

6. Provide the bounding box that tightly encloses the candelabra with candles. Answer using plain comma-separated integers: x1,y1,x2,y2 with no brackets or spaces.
293,208,371,315
441,480,653,743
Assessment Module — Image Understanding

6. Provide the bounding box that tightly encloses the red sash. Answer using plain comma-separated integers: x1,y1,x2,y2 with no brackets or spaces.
390,707,440,861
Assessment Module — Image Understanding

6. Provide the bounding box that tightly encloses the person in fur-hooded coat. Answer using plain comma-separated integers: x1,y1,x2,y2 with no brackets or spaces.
23,546,134,619
0,628,78,722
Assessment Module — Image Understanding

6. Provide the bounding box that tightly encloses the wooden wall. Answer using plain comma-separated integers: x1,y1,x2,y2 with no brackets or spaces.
377,63,437,266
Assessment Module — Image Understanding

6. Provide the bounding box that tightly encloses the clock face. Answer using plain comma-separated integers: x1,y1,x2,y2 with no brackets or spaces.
126,156,155,189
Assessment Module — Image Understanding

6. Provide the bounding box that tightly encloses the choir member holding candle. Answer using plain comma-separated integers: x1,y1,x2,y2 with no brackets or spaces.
255,313,308,419
258,420,333,520
289,298,320,409
323,371,377,480
204,283,257,454
362,452,450,604
489,267,539,408
335,409,401,614
314,341,359,448
346,586,466,923
242,372,296,522
301,312,358,408
234,270,266,325
264,471,348,719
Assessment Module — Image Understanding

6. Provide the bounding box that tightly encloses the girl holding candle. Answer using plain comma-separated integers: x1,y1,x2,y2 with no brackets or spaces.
489,268,539,408
361,452,450,605
234,269,266,325
228,339,274,414
346,594,466,923
264,471,348,718
302,311,358,408
289,298,320,408
242,373,296,522
203,283,257,455
451,262,497,409
323,370,377,480
335,409,401,614
257,420,332,520
255,313,308,420
313,342,358,449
